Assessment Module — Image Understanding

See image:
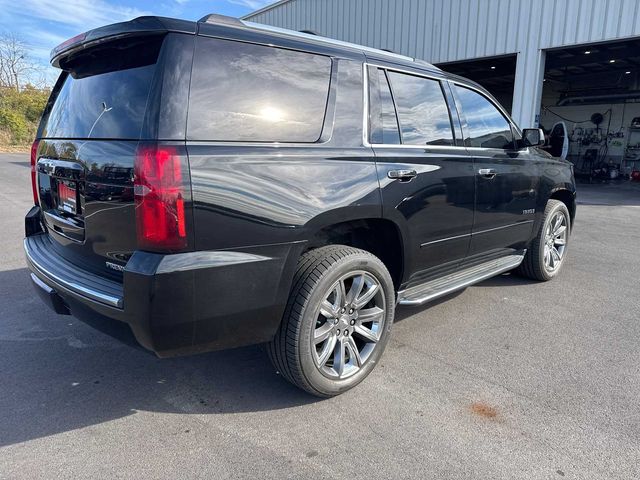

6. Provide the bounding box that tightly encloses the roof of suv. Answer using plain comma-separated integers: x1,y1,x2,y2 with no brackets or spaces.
51,13,441,76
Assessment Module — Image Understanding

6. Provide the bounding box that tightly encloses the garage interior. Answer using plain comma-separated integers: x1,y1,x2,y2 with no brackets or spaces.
438,41,640,184
539,38,640,182
437,54,517,114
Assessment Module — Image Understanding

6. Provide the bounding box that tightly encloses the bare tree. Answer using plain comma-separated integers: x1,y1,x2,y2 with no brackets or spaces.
0,32,45,91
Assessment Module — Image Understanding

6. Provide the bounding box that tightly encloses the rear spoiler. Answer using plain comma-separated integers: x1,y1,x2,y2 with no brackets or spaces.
50,16,196,68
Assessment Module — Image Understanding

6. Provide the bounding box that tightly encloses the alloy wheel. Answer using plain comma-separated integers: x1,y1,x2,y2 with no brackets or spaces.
543,210,568,272
311,271,386,379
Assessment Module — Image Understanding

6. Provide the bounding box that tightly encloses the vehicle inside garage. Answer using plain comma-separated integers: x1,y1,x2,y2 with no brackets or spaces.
539,38,640,182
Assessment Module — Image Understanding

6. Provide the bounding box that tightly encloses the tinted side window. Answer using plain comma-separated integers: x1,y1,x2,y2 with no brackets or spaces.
188,37,332,142
454,86,514,149
386,71,454,146
369,68,401,144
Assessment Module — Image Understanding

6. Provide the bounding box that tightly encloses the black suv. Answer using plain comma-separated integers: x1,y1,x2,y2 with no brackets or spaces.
24,15,576,397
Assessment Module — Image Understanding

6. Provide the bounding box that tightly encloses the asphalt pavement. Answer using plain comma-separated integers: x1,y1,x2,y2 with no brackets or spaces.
1,152,639,479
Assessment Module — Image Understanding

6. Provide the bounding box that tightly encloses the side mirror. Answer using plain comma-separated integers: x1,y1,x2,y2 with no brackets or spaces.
521,128,545,148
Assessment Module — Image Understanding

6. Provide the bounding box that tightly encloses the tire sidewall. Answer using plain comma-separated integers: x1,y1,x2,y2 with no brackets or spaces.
536,201,571,280
297,254,395,396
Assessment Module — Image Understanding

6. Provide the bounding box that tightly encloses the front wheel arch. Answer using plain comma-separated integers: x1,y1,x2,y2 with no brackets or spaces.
549,188,576,229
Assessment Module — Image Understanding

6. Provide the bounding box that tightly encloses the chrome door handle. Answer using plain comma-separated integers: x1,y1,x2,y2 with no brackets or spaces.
387,169,417,181
478,168,497,179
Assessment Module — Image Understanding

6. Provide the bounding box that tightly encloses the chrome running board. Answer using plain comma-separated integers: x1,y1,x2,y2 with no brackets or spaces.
397,253,525,306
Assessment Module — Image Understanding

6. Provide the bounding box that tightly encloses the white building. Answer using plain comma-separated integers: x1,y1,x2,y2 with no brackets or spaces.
245,0,640,176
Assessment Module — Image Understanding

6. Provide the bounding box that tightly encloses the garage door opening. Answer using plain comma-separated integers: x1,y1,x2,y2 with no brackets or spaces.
437,54,517,113
540,38,640,182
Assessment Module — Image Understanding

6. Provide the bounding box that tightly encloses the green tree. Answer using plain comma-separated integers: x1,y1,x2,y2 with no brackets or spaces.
0,86,49,145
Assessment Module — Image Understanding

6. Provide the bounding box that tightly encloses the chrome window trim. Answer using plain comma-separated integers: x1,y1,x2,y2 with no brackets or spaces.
362,62,370,147
369,144,469,150
362,62,468,150
184,140,331,148
465,146,532,154
366,62,445,82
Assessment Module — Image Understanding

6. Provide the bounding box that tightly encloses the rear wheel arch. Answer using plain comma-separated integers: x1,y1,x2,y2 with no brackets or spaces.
304,217,406,290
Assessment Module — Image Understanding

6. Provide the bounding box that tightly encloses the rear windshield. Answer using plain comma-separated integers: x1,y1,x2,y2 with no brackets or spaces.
41,36,163,140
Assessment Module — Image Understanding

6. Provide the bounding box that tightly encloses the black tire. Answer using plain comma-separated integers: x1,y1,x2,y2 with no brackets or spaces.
516,199,571,281
268,245,395,397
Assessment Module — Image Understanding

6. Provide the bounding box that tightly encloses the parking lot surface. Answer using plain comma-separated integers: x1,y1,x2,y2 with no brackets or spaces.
1,153,639,479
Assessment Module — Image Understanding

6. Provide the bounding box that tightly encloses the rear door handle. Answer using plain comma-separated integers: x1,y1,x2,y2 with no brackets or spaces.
387,169,417,181
478,168,497,179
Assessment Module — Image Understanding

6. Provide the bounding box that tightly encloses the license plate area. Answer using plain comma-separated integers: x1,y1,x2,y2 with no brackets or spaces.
36,157,86,243
57,180,78,215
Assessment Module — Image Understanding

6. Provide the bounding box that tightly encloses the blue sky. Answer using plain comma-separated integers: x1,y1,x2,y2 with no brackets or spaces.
0,0,274,84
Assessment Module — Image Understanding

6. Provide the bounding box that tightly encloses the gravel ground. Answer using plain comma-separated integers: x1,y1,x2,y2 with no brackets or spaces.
1,153,639,479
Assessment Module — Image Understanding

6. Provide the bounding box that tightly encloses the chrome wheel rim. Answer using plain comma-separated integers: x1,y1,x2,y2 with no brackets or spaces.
311,271,386,379
543,211,568,272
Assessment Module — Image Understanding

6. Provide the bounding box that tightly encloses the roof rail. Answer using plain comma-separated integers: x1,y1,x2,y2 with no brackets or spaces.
196,15,440,71
414,59,438,68
198,13,244,27
243,21,436,67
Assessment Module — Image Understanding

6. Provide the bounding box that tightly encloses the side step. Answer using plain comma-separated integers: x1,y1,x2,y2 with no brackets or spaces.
397,253,525,306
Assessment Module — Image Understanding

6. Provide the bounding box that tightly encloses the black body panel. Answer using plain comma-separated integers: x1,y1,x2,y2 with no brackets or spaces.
36,139,138,279
374,150,475,286
25,228,302,356
467,148,538,258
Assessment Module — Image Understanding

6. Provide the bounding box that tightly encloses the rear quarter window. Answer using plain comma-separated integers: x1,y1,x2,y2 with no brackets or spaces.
187,37,332,143
368,67,401,145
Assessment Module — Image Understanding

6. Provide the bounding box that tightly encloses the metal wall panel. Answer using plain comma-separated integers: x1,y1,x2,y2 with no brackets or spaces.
246,0,640,55
245,0,640,126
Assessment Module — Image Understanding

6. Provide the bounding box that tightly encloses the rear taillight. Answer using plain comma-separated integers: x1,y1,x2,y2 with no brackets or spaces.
30,140,40,206
134,144,190,251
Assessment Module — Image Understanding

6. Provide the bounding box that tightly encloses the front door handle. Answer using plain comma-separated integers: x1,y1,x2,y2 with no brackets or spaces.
478,168,497,179
388,169,417,181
